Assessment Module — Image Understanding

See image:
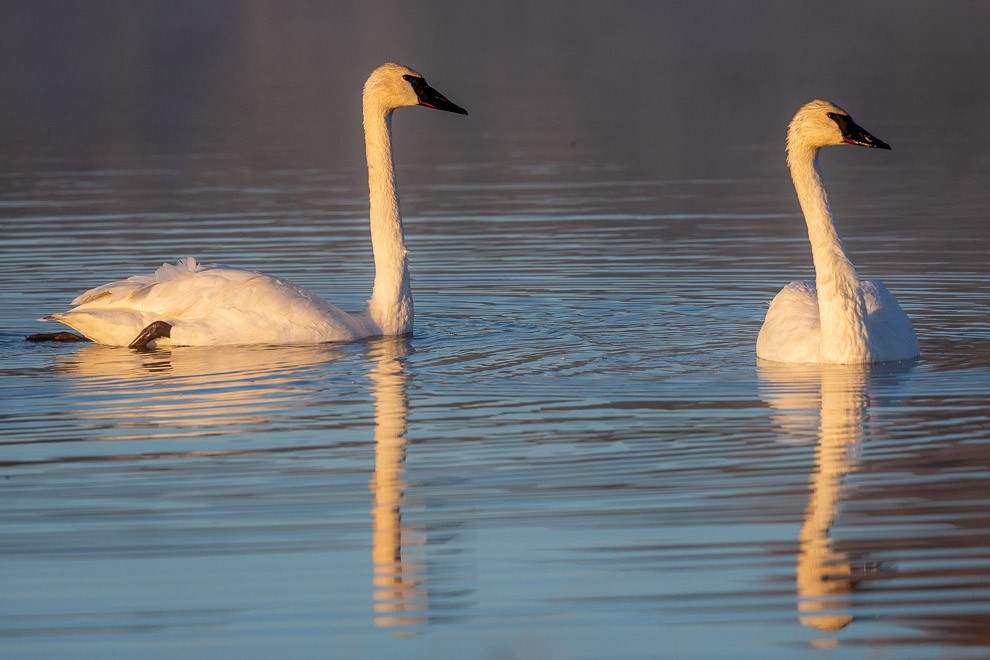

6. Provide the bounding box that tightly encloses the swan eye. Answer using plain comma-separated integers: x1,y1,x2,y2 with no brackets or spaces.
402,74,428,94
826,111,852,132
402,74,431,100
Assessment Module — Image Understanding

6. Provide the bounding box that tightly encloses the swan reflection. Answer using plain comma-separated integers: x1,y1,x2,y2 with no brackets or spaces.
53,344,343,436
760,361,878,632
54,339,430,629
366,337,426,630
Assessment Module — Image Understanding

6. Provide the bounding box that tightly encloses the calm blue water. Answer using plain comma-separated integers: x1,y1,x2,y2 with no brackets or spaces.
2,3,989,658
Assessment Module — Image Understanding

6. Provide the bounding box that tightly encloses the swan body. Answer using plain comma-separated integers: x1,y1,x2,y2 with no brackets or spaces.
52,257,375,346
40,63,467,347
757,100,919,364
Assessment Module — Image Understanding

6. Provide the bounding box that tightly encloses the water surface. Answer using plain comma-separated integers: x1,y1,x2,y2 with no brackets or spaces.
2,2,989,658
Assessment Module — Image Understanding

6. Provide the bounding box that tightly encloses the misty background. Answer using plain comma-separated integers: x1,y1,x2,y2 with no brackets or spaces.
2,1,987,185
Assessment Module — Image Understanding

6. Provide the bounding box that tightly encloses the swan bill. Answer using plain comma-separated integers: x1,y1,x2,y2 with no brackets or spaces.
402,74,468,115
827,112,890,150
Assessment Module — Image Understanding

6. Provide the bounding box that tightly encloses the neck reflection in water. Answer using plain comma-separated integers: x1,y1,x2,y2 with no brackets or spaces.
760,361,895,633
366,337,425,631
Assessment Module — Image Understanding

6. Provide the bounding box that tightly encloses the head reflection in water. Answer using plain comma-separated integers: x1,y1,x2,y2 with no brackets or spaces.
760,362,874,632
367,338,426,630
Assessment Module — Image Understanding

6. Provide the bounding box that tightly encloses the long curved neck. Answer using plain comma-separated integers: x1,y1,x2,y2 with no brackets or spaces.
788,146,871,362
364,103,413,335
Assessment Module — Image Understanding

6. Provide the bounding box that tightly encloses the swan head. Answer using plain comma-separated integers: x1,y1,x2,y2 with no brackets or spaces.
364,62,468,115
787,100,890,154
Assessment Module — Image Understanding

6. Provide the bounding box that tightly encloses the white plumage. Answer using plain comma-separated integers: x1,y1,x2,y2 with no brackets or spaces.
759,279,920,364
757,100,919,364
53,257,374,346
40,63,467,348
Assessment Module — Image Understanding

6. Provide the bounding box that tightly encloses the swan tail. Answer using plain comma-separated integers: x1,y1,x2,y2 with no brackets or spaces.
50,310,163,347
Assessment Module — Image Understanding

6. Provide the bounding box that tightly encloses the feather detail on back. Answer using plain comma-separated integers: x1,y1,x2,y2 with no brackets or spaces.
72,257,206,306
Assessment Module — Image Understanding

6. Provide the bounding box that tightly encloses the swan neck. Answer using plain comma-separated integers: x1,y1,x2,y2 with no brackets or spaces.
364,104,412,335
788,146,871,362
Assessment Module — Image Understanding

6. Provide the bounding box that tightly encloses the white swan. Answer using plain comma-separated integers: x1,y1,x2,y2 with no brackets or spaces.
757,100,919,364
35,63,467,348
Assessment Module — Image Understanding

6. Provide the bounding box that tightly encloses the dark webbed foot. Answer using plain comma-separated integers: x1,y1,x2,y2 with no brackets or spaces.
26,332,90,343
129,321,173,349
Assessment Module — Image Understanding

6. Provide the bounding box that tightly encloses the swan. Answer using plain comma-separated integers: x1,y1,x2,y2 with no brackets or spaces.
32,63,467,348
756,100,919,364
